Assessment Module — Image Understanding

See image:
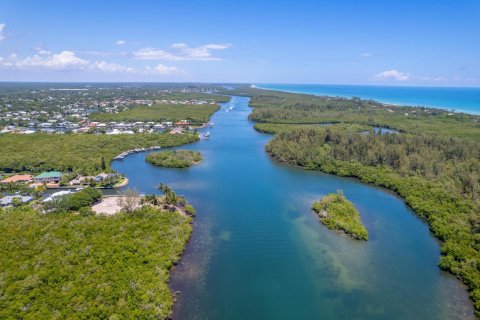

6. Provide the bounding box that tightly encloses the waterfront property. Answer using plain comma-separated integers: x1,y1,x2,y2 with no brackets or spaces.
0,195,33,206
0,174,34,184
34,171,63,184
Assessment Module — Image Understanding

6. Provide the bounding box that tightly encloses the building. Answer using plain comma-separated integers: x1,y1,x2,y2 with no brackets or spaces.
34,171,63,184
94,173,117,182
0,174,34,184
0,195,33,206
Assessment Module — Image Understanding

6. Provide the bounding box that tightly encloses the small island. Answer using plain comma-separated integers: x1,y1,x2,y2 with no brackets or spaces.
146,150,202,168
312,192,368,241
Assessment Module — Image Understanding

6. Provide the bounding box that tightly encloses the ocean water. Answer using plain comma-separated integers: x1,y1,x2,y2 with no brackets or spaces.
255,84,480,114
113,96,474,320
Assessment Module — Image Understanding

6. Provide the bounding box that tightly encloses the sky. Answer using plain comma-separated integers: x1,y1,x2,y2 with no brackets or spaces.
0,0,479,86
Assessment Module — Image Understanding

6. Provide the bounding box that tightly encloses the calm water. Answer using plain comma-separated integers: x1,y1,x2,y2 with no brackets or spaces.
255,83,480,114
112,96,474,320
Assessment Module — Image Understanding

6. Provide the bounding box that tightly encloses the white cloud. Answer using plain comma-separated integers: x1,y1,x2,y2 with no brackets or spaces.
3,51,90,70
374,69,411,81
134,43,231,61
0,23,6,41
90,61,135,73
37,49,52,55
116,40,126,46
360,53,372,58
143,64,181,75
0,50,182,76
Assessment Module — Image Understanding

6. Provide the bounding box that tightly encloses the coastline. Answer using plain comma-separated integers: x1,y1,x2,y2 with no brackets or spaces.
253,83,480,115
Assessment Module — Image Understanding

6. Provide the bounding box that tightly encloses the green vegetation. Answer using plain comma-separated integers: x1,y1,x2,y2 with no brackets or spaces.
43,187,102,213
90,103,219,124
146,150,202,168
0,133,198,175
225,87,480,140
241,86,480,315
266,127,480,314
254,122,370,134
0,205,192,319
153,92,230,103
312,192,368,240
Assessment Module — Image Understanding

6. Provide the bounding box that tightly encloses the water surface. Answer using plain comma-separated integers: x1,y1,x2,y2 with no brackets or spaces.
113,96,474,320
256,83,480,114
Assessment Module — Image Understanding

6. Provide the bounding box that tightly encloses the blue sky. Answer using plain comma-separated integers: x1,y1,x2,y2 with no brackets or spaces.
0,0,479,86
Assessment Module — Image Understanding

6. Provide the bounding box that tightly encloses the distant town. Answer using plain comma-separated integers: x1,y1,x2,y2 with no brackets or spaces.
0,84,221,135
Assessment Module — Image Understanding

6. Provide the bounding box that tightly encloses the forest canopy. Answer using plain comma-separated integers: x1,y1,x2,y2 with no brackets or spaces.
0,206,192,319
146,150,202,168
0,133,199,175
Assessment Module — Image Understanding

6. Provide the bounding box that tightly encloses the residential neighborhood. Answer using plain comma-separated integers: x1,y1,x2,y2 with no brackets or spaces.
0,84,221,135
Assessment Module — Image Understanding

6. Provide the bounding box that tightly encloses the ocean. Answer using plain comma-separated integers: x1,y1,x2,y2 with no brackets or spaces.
255,84,480,115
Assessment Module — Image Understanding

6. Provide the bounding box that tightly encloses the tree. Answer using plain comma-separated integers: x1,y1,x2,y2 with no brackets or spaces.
11,197,22,207
117,188,140,213
158,183,178,206
101,156,106,171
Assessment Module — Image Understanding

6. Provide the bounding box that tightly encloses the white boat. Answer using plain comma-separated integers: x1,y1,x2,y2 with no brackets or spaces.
208,122,214,128
205,131,210,139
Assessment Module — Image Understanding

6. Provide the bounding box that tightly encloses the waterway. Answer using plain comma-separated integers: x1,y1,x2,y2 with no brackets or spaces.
112,96,474,320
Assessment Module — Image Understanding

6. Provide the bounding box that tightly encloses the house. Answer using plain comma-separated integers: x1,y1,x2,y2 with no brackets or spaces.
34,171,63,184
70,176,94,185
0,174,34,184
94,173,117,182
175,120,190,126
0,195,33,207
169,127,184,135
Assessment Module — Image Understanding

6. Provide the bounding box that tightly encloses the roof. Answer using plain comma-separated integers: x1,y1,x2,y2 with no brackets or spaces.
0,174,34,183
0,195,33,206
35,171,63,179
43,190,72,202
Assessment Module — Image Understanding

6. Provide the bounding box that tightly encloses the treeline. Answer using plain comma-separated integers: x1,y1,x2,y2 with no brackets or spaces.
232,87,480,140
266,127,480,313
0,133,199,175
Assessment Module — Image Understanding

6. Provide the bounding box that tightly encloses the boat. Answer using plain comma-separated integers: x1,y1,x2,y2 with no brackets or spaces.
208,122,214,128
205,131,210,139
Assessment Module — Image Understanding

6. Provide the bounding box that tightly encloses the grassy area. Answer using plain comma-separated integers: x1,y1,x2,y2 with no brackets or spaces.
146,150,202,168
0,205,192,319
90,103,220,124
0,133,199,175
312,192,368,240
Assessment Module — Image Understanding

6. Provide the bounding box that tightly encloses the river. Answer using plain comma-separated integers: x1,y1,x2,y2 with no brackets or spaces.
112,96,474,320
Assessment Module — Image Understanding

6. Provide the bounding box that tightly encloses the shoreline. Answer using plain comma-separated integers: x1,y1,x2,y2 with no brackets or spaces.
262,127,478,316
253,84,480,115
